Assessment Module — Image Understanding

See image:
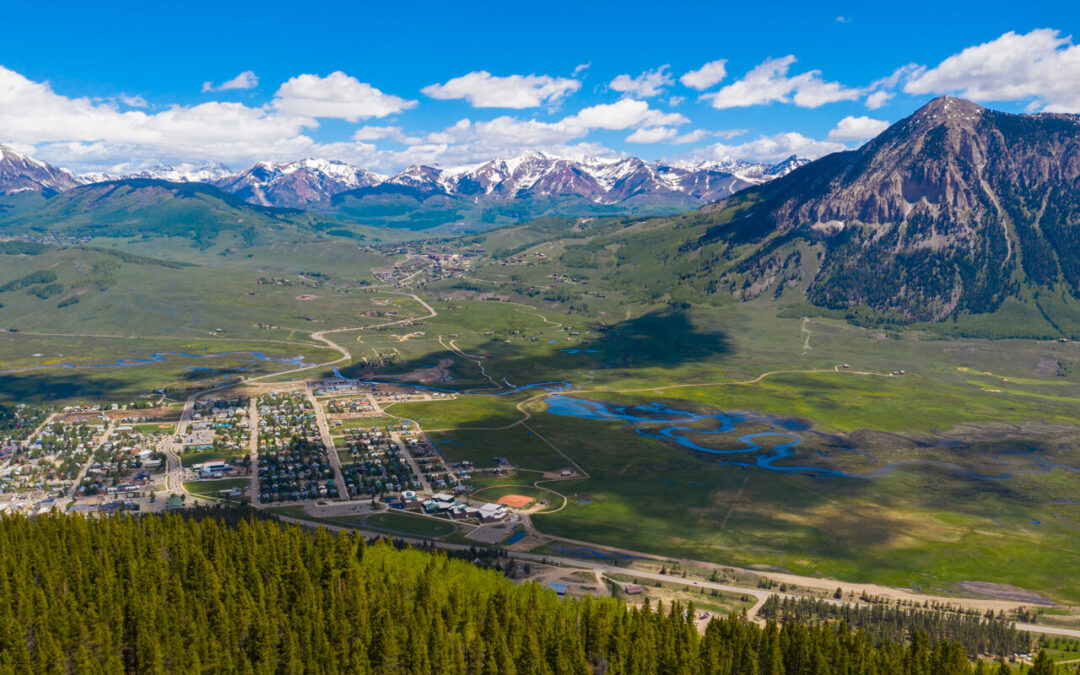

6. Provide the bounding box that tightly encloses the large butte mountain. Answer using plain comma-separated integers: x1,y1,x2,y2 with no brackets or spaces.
703,96,1080,322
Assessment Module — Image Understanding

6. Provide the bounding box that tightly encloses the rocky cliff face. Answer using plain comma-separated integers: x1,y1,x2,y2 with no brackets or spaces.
714,97,1080,320
0,145,82,195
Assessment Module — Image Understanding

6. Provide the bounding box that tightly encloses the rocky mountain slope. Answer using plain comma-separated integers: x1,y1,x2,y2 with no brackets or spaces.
0,144,808,225
0,145,82,195
212,159,384,208
342,151,805,207
704,96,1080,321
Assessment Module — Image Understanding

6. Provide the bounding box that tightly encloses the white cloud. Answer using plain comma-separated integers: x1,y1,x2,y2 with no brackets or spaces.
202,70,259,93
118,94,148,108
421,71,580,109
351,126,424,144
671,129,711,144
862,64,918,109
828,115,890,141
668,96,685,106
702,56,859,108
0,64,708,175
680,59,728,90
626,127,678,143
273,72,416,121
564,99,688,131
704,132,847,163
572,63,591,77
428,117,583,147
903,29,1080,112
609,66,674,98
0,65,327,171
865,91,893,109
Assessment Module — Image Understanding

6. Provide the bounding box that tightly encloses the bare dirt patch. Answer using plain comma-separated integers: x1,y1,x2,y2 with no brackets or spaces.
955,582,1056,606
1034,358,1061,377
295,294,318,301
497,494,535,508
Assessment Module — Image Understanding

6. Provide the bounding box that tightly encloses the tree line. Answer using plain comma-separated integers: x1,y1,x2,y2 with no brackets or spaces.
758,595,1031,659
0,511,1059,674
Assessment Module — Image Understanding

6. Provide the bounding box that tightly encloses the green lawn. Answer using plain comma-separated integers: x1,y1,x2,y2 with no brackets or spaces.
183,478,249,500
364,511,457,538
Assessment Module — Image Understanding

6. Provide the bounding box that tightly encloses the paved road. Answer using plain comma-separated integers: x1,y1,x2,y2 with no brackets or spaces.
269,513,1080,639
248,398,261,506
389,431,432,493
56,419,116,510
306,384,348,501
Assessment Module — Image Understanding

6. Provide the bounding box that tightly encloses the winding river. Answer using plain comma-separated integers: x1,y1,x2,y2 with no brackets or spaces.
542,395,1074,480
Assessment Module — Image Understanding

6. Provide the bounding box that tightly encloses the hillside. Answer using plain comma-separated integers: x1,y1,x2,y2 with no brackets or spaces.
0,180,329,250
0,511,1029,673
457,98,1080,336
700,97,1080,322
0,145,81,196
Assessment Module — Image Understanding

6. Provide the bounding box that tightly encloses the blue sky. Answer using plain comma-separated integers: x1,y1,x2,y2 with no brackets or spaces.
1,0,1078,174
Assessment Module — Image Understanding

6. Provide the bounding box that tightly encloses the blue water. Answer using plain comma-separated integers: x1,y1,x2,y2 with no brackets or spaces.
543,395,1075,481
550,545,644,561
1,351,307,375
505,531,527,545
560,349,599,354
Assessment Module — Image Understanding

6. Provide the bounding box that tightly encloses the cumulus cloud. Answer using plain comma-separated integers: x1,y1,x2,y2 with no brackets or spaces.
626,127,678,143
202,70,259,93
670,129,712,144
428,117,582,147
679,59,728,90
702,56,859,108
704,132,847,163
564,99,688,131
861,64,919,109
351,126,424,144
828,115,890,141
572,63,591,76
865,91,893,109
421,71,580,109
609,66,674,98
273,72,416,121
0,64,699,175
903,29,1080,112
0,65,338,171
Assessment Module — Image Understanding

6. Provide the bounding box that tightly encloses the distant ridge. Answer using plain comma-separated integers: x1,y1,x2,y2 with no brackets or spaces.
0,143,808,211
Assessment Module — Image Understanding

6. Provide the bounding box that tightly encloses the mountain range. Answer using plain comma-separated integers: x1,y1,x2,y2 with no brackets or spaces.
0,145,807,212
5,96,1080,330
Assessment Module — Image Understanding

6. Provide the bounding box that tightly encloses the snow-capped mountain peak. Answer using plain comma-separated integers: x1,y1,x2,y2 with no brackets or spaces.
211,158,384,207
116,162,235,183
0,145,83,195
3,145,808,212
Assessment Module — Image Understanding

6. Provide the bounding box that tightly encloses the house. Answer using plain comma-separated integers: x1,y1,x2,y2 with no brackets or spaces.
548,583,568,597
624,584,645,595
